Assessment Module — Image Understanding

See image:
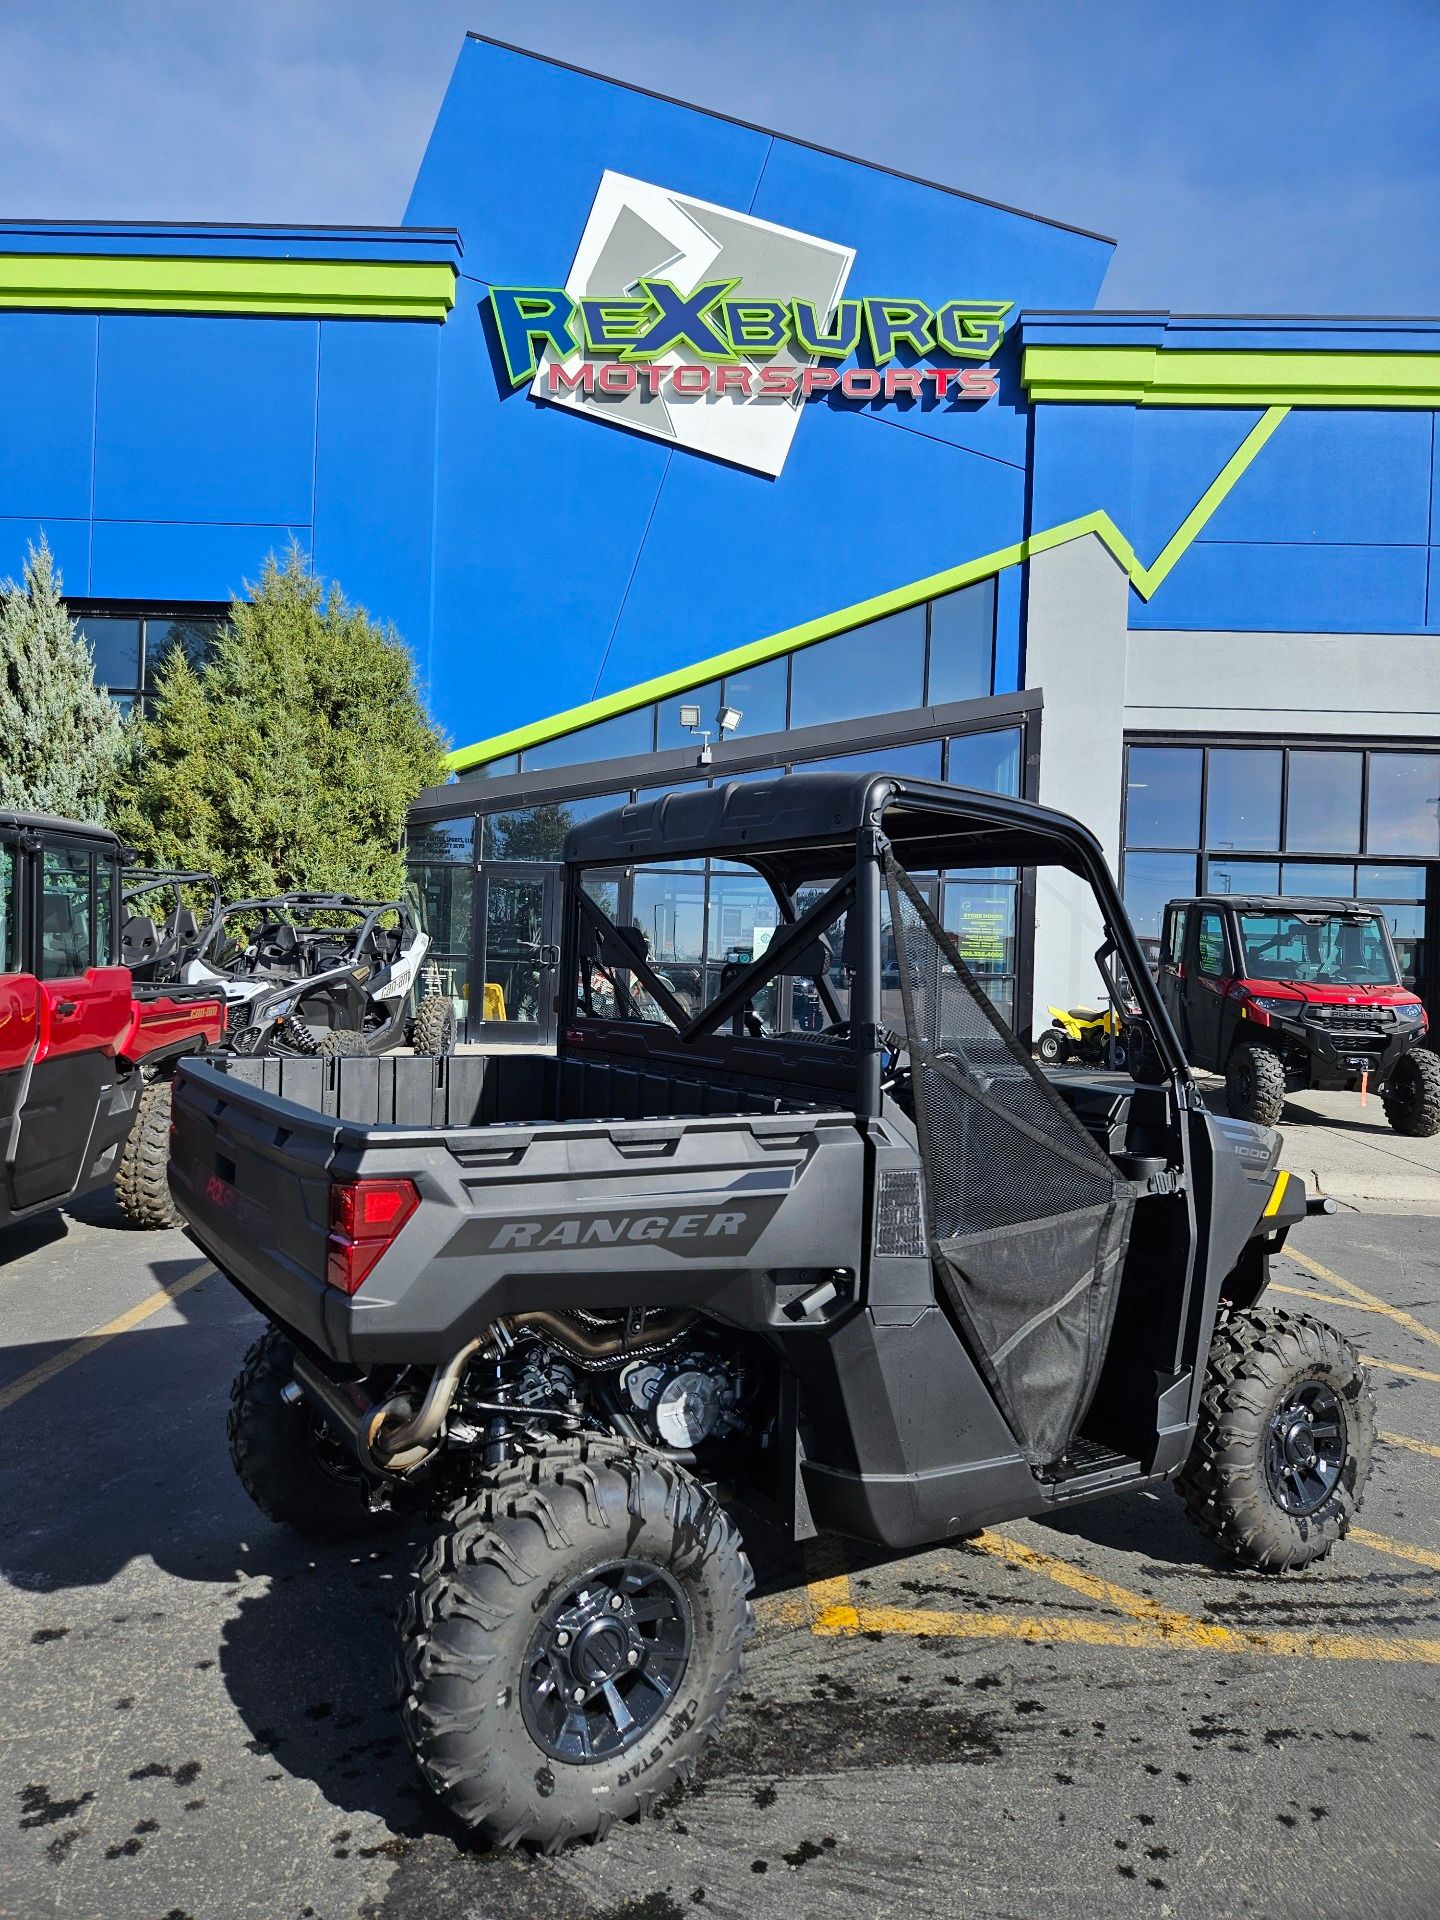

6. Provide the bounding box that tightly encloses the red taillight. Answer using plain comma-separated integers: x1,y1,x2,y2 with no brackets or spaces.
326,1177,420,1295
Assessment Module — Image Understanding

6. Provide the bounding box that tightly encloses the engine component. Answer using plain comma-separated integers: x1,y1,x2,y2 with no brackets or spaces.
619,1349,746,1451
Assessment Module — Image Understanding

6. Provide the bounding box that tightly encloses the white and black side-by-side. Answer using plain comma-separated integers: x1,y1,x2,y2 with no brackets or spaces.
168,771,1373,1853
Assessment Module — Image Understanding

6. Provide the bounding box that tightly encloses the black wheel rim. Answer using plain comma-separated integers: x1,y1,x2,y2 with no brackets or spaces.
1265,1379,1348,1516
1236,1057,1254,1105
521,1559,692,1765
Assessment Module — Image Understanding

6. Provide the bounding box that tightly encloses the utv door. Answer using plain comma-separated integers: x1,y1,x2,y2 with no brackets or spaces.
0,835,39,1207
1157,904,1190,1050
474,864,561,1048
1183,906,1230,1071
11,840,130,1212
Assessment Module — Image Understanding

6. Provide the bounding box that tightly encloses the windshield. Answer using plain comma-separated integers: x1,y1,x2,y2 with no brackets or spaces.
1235,910,1399,986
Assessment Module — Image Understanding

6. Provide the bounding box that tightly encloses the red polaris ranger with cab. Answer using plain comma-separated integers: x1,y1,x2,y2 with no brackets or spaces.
0,810,224,1232
1157,893,1436,1135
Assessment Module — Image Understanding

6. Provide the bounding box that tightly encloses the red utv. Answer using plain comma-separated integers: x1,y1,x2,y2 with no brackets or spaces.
0,811,224,1234
1157,893,1436,1135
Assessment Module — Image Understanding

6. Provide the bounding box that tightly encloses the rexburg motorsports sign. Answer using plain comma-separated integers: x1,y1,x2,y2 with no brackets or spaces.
489,171,1013,477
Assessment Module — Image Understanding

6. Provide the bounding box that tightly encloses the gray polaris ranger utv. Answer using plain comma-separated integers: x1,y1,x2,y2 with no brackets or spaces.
169,772,1373,1852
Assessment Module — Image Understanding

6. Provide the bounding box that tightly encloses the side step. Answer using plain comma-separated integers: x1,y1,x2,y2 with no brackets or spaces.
1041,1435,1144,1502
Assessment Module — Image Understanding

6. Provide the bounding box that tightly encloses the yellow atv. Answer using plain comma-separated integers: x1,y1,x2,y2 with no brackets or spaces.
1037,1003,1130,1069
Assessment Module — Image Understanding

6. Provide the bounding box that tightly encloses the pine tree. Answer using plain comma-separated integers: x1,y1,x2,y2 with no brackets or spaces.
0,541,127,823
111,548,450,901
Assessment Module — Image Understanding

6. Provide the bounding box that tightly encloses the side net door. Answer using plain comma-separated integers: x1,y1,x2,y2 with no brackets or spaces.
883,855,1135,1468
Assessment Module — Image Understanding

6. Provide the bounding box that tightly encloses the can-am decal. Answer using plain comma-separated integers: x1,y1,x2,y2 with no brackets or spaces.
488,171,1012,478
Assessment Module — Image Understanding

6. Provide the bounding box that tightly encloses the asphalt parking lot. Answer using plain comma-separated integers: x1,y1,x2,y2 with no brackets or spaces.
1,1174,1437,1920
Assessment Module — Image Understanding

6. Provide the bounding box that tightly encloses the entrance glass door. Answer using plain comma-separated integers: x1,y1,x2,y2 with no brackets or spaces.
476,865,561,1046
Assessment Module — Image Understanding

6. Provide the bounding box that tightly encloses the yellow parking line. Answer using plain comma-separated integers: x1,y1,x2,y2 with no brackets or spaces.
1350,1528,1440,1574
804,1537,860,1634
1273,1282,1364,1312
0,1261,212,1414
965,1529,1233,1647
1286,1248,1440,1352
1363,1355,1440,1384
1379,1430,1440,1462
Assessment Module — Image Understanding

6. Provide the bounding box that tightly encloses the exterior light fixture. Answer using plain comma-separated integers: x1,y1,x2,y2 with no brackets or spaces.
678,699,743,767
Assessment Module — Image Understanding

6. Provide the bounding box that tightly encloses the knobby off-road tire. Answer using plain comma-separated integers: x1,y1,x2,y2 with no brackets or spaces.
1381,1046,1440,1139
114,1078,180,1229
397,1438,754,1852
314,1027,372,1058
1178,1306,1373,1572
409,992,457,1057
1224,1042,1287,1127
227,1328,394,1539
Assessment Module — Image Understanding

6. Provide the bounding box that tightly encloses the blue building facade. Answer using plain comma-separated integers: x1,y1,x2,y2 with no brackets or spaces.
2,36,1437,1038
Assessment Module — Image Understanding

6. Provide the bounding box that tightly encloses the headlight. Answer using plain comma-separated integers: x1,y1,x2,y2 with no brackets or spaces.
1395,1003,1426,1023
1252,997,1301,1018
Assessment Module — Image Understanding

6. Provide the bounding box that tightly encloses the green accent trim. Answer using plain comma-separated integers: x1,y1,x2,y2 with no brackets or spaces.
0,254,457,320
445,405,1291,773
1023,344,1440,407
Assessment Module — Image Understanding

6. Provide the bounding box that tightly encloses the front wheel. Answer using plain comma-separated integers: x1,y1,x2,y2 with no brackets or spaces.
1178,1306,1373,1572
1225,1041,1287,1127
397,1439,753,1851
1036,1027,1066,1065
1382,1046,1440,1138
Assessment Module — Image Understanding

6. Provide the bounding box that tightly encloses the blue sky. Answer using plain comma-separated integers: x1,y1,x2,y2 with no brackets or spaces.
2,0,1438,311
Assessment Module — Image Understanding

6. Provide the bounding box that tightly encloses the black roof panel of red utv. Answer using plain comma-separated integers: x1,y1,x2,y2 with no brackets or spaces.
0,808,120,845
1166,894,1378,916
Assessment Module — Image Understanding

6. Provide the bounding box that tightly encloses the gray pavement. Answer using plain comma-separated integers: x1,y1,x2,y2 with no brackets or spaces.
0,1188,1437,1920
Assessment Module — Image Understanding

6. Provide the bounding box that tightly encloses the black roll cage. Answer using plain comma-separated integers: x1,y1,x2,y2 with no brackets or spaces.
562,771,1188,1117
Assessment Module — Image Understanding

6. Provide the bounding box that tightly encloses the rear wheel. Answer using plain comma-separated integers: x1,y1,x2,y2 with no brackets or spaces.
1178,1306,1373,1571
1225,1041,1286,1127
114,1079,180,1229
1382,1046,1440,1138
397,1438,753,1851
227,1328,394,1538
1036,1028,1066,1065
409,992,457,1056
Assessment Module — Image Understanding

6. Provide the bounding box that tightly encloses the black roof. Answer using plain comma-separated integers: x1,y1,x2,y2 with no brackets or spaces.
0,808,119,844
563,770,1101,885
1168,894,1380,916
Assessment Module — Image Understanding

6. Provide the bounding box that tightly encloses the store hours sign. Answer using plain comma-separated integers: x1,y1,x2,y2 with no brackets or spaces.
488,171,1012,478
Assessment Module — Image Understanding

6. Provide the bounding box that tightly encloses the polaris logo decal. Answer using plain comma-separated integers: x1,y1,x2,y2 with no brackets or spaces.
479,1196,783,1256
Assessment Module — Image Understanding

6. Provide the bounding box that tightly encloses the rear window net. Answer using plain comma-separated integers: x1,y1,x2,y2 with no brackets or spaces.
883,853,1134,1468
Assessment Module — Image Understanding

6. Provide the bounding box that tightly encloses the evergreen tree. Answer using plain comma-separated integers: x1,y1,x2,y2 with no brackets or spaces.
112,549,450,901
0,540,126,823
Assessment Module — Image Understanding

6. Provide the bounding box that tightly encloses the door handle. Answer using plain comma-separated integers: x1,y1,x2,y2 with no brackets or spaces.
56,1000,78,1016
537,944,560,968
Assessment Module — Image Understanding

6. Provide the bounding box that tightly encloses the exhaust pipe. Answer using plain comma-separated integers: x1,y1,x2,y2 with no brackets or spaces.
291,1307,698,1476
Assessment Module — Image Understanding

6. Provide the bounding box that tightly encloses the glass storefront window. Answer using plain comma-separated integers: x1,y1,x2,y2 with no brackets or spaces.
1205,749,1281,851
1125,747,1201,849
656,682,721,751
1285,751,1362,854
76,617,141,692
630,870,707,1015
1366,752,1440,858
789,605,926,729
926,580,995,705
524,706,655,772
407,815,475,862
144,617,221,687
795,739,942,780
1121,851,1198,940
1206,857,1280,897
946,727,1020,796
485,795,626,861
722,657,788,737
1357,864,1427,900
1280,862,1355,898
940,879,1016,978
